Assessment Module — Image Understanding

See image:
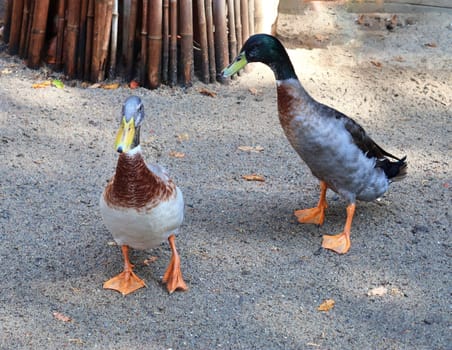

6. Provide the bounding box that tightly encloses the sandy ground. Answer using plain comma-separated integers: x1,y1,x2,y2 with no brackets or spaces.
1,4,451,350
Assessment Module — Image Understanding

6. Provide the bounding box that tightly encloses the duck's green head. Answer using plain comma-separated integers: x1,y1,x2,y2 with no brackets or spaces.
115,96,144,153
222,34,296,80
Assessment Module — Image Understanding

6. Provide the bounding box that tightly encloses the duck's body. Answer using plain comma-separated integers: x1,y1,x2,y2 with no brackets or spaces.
100,96,187,295
277,78,399,203
222,34,407,254
100,147,184,250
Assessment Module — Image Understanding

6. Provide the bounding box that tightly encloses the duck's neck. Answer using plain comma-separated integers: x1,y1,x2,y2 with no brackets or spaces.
276,78,312,129
115,148,150,185
267,49,298,81
107,149,171,208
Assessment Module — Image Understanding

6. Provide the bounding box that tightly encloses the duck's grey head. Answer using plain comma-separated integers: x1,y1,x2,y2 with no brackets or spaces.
115,96,145,153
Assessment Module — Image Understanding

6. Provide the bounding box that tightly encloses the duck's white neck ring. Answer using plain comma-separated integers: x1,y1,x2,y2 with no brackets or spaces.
124,145,142,156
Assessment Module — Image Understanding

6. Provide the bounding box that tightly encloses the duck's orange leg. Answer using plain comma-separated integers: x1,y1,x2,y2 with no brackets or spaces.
103,245,146,295
162,234,188,294
322,203,355,254
294,181,328,225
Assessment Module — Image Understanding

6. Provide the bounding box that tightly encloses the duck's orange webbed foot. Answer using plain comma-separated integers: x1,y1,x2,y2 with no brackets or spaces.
294,181,328,225
103,245,146,295
321,203,355,254
162,235,188,294
103,270,146,295
294,206,326,225
322,232,351,254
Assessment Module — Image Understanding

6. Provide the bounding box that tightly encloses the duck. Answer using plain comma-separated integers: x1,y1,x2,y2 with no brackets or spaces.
99,96,188,295
222,34,407,254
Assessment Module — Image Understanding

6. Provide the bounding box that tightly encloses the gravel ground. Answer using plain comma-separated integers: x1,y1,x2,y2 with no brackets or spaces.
0,4,451,350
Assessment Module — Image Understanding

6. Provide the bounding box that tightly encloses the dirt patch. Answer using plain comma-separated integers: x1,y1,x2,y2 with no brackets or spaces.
0,3,450,349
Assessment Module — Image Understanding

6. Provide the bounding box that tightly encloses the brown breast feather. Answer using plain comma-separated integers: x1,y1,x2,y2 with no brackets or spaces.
104,153,176,210
277,83,305,144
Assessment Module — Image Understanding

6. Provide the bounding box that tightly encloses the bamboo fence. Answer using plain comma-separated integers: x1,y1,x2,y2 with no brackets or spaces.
3,0,260,89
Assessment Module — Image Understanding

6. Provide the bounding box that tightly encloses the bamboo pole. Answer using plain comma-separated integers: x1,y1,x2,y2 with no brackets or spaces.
241,0,249,43
91,0,101,81
8,0,24,55
18,0,31,58
100,0,114,81
122,0,131,71
226,0,236,62
84,0,94,80
240,0,251,73
205,0,216,83
125,0,138,80
108,0,119,78
55,0,66,71
179,0,193,87
169,0,177,87
23,0,34,61
147,0,162,89
3,0,14,44
91,0,113,82
27,0,50,68
64,0,82,78
76,0,89,77
139,0,149,84
213,0,228,81
196,0,209,83
248,0,254,36
233,0,242,51
162,0,169,83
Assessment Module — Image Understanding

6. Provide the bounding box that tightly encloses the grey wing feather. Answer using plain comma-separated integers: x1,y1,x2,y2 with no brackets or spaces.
147,163,170,182
328,107,402,161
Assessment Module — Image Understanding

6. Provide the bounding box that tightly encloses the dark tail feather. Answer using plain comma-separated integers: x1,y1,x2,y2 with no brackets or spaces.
379,156,407,182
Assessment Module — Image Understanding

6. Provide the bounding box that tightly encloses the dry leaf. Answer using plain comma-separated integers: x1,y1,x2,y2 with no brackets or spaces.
143,256,158,265
389,287,405,297
242,174,265,182
32,81,52,89
102,83,120,89
199,87,217,97
238,145,264,153
88,83,101,89
248,87,260,95
176,133,190,142
386,14,398,30
370,60,382,68
317,299,335,311
389,14,398,25
314,34,328,42
424,42,437,48
356,14,366,25
169,151,185,158
129,80,139,89
367,286,388,297
53,312,72,323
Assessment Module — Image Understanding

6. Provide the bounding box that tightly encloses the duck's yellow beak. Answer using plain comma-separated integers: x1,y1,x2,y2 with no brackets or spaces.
221,52,248,78
114,117,135,153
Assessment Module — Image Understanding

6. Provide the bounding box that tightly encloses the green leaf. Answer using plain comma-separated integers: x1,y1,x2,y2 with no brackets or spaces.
52,79,64,89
